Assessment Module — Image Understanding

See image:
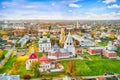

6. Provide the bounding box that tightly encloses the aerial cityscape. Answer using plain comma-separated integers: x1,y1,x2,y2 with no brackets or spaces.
0,0,120,80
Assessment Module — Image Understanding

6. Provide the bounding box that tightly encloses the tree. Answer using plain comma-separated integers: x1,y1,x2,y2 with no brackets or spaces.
66,61,76,76
23,74,31,80
15,43,20,47
79,32,82,36
8,62,20,74
30,61,40,77
109,32,115,39
74,40,77,46
0,50,4,61
91,30,96,37
48,26,51,30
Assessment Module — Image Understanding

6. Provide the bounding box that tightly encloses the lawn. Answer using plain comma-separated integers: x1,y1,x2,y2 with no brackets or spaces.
0,55,16,73
1,50,120,78
3,50,8,56
61,59,120,76
98,42,107,46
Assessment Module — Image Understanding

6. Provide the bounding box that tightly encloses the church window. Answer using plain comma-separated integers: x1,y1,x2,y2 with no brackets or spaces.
67,43,69,45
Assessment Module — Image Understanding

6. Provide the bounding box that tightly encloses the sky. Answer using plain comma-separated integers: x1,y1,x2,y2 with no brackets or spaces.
0,0,120,20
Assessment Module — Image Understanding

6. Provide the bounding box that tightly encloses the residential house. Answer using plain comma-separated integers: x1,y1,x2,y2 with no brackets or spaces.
0,73,20,80
39,56,51,72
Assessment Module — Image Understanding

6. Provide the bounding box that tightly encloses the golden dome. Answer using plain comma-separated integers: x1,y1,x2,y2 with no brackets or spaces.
42,32,47,36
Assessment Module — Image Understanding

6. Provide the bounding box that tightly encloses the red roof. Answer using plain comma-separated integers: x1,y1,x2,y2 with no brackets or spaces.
39,57,50,64
28,53,38,59
97,77,105,80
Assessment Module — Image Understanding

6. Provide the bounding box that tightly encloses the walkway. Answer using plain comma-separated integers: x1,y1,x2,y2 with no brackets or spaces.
0,46,15,67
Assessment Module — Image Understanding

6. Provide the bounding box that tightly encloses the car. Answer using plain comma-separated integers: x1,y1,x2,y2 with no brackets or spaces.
104,72,114,75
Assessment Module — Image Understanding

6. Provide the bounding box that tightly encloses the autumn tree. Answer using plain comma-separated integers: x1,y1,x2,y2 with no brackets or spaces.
29,42,39,53
8,62,20,74
66,60,76,76
79,32,82,36
0,50,4,61
30,61,40,77
109,32,115,39
91,30,96,37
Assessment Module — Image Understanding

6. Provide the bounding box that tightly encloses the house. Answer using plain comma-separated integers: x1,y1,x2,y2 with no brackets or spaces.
88,47,105,55
88,41,117,58
26,53,38,70
102,50,117,59
97,77,105,80
50,62,64,72
63,76,71,80
48,43,69,59
38,32,51,52
102,41,117,58
18,35,30,47
0,73,20,80
114,35,120,46
26,53,52,72
100,32,109,38
80,36,95,46
39,56,51,72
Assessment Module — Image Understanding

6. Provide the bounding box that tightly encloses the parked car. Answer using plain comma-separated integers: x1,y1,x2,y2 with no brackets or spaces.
104,72,114,75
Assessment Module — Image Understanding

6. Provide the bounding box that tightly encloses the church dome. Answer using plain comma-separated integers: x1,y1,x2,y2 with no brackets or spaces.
42,32,47,36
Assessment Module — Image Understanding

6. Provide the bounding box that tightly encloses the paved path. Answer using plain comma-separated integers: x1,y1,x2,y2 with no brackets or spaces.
0,46,15,67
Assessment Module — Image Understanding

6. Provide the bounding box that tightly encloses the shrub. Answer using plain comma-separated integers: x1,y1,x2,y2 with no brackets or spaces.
23,74,31,80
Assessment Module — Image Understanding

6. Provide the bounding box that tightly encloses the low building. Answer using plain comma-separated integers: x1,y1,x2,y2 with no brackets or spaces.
88,41,117,59
114,35,120,46
0,73,20,80
102,41,117,58
18,35,30,47
39,56,51,72
102,50,117,59
80,36,95,46
97,77,105,80
88,47,105,55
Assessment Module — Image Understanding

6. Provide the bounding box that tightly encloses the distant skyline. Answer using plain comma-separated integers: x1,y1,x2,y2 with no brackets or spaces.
0,0,120,20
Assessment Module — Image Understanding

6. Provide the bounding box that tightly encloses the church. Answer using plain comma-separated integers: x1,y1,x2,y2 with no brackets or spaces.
48,32,75,59
38,32,51,53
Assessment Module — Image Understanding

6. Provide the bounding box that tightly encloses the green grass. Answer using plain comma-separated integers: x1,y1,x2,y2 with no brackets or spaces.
3,50,8,56
1,49,120,78
98,42,107,46
61,59,120,76
0,55,16,73
18,61,33,78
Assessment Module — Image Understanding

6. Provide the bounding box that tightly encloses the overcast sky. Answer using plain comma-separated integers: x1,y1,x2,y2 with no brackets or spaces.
0,0,120,20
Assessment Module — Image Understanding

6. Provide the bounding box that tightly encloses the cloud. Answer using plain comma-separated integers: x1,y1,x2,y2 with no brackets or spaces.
103,0,116,4
51,3,55,6
84,12,120,20
68,10,73,12
107,4,120,9
69,3,81,8
24,5,39,9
